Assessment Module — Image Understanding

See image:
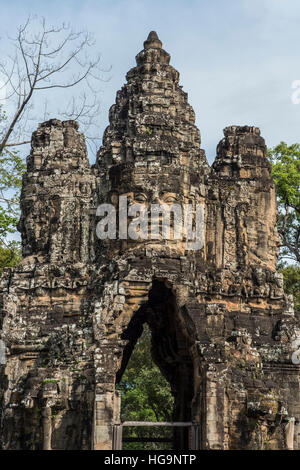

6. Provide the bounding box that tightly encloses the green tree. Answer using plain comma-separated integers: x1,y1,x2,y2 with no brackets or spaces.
268,142,300,264
279,264,300,313
117,324,174,450
0,241,21,277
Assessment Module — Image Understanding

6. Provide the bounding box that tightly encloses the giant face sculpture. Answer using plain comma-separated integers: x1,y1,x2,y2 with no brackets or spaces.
95,161,205,259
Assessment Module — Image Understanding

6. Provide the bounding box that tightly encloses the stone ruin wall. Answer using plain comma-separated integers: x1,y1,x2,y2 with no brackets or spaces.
0,32,300,450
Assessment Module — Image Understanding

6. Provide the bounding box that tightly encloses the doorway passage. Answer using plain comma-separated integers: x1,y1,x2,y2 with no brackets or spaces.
115,280,197,450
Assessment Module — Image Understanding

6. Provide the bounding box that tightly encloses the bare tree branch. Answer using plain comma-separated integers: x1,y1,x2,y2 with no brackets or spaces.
0,16,107,156
5,140,31,147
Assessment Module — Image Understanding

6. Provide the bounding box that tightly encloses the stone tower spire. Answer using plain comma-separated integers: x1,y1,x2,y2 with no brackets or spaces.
18,119,94,263
143,30,162,49
206,125,279,270
96,32,208,173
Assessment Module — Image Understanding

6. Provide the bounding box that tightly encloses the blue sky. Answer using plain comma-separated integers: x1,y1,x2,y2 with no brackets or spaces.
1,0,300,163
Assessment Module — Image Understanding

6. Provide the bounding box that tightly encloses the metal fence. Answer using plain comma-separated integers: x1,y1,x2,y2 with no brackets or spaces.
112,421,200,450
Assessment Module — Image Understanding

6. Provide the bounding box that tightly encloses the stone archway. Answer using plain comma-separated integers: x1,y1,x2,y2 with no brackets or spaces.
92,276,205,451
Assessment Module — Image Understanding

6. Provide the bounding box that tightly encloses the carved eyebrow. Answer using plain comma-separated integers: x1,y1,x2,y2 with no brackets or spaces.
161,193,177,200
160,191,176,195
134,193,147,200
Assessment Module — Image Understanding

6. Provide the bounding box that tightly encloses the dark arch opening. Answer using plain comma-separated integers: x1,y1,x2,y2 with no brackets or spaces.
116,280,194,449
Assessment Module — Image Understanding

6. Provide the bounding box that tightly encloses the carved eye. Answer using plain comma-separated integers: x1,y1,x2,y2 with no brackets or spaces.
134,193,147,203
161,193,177,204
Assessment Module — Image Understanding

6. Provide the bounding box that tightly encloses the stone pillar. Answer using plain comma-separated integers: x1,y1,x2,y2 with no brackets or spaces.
205,368,225,450
285,417,295,450
93,385,115,450
0,340,6,365
42,407,52,451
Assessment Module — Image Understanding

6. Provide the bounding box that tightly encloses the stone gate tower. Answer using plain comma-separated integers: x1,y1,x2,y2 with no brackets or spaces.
1,32,300,450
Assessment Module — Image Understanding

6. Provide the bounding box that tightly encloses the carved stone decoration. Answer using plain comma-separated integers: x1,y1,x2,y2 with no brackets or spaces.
0,32,299,450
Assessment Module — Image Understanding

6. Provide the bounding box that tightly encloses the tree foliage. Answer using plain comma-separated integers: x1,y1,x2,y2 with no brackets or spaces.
0,106,25,242
268,142,300,264
0,105,25,270
0,241,21,277
279,265,300,313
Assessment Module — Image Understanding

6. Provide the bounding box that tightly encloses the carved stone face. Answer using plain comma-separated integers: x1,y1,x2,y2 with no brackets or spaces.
110,190,178,207
99,165,205,257
107,164,200,207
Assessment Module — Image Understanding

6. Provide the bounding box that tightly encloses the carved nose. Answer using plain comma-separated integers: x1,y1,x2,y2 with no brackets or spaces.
151,196,160,204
